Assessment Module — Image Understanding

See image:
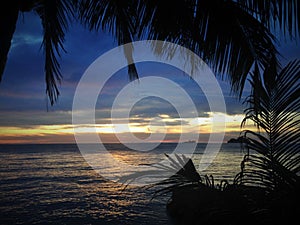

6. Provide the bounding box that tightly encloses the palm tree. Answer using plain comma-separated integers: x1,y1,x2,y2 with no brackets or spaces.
0,0,299,104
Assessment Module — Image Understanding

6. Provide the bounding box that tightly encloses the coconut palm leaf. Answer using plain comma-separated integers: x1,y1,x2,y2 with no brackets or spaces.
136,0,279,96
35,0,75,105
78,0,139,80
78,0,281,96
234,60,300,192
119,154,202,194
147,154,232,199
237,0,300,38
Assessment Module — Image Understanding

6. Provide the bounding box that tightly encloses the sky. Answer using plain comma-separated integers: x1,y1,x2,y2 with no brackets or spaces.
0,12,299,144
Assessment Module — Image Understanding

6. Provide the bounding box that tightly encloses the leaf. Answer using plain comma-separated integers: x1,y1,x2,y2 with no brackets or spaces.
235,60,300,192
35,0,75,105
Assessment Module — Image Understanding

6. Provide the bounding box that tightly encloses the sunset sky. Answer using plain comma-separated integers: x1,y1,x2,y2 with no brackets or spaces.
0,12,299,144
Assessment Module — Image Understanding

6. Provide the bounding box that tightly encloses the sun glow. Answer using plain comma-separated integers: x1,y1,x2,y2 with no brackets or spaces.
0,112,251,144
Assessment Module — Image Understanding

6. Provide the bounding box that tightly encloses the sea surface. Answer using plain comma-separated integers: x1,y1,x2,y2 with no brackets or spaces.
0,143,245,225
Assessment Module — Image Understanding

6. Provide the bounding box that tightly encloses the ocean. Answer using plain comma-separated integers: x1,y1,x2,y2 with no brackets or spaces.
0,143,245,225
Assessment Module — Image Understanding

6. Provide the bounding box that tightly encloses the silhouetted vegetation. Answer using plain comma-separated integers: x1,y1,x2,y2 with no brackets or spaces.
153,60,300,225
1,1,299,104
227,136,250,144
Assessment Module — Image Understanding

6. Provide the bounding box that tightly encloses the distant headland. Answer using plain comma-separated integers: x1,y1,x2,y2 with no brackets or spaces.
227,136,250,144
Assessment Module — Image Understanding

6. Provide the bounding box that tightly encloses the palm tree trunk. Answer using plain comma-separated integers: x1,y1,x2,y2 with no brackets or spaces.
0,2,19,81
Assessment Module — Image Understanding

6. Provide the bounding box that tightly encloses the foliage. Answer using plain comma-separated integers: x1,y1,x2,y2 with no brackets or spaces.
149,60,300,224
1,0,300,104
148,154,228,198
234,60,300,192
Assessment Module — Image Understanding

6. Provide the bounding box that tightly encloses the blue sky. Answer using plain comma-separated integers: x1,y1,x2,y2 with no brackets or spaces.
0,11,299,143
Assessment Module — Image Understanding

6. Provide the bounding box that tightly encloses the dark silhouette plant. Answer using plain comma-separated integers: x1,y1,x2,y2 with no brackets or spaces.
234,59,300,193
149,60,300,224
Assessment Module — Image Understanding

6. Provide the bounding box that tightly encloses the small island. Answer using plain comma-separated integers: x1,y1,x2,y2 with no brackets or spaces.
227,136,250,144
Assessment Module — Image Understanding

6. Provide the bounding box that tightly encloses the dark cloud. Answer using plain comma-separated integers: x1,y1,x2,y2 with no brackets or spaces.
0,110,72,126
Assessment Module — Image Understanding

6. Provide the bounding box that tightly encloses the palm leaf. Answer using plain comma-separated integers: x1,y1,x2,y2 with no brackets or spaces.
78,0,139,80
147,154,233,199
237,0,300,38
136,0,279,96
77,0,281,96
234,60,300,192
34,0,75,105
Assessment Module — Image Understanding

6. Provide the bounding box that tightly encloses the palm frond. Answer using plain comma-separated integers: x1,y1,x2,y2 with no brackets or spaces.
78,0,139,80
136,0,279,96
235,60,300,192
147,154,233,200
35,0,75,105
77,0,281,96
237,0,300,38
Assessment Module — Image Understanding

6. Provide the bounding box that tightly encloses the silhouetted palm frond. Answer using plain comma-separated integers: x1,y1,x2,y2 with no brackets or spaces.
149,154,202,197
78,0,139,80
78,0,297,97
237,0,300,38
137,0,279,96
35,0,75,105
234,60,300,192
147,154,233,200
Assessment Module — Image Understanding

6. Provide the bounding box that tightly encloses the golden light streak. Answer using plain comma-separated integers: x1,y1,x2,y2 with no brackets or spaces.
0,112,256,143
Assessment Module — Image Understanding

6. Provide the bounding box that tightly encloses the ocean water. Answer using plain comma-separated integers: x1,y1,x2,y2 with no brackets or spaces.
0,143,244,225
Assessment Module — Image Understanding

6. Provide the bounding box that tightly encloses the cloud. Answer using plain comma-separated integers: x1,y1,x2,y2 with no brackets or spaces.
11,33,43,48
0,110,72,126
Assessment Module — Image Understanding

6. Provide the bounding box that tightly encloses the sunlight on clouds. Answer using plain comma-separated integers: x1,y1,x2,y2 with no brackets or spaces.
0,112,251,143
74,125,112,134
159,114,170,118
112,123,148,133
0,125,74,136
